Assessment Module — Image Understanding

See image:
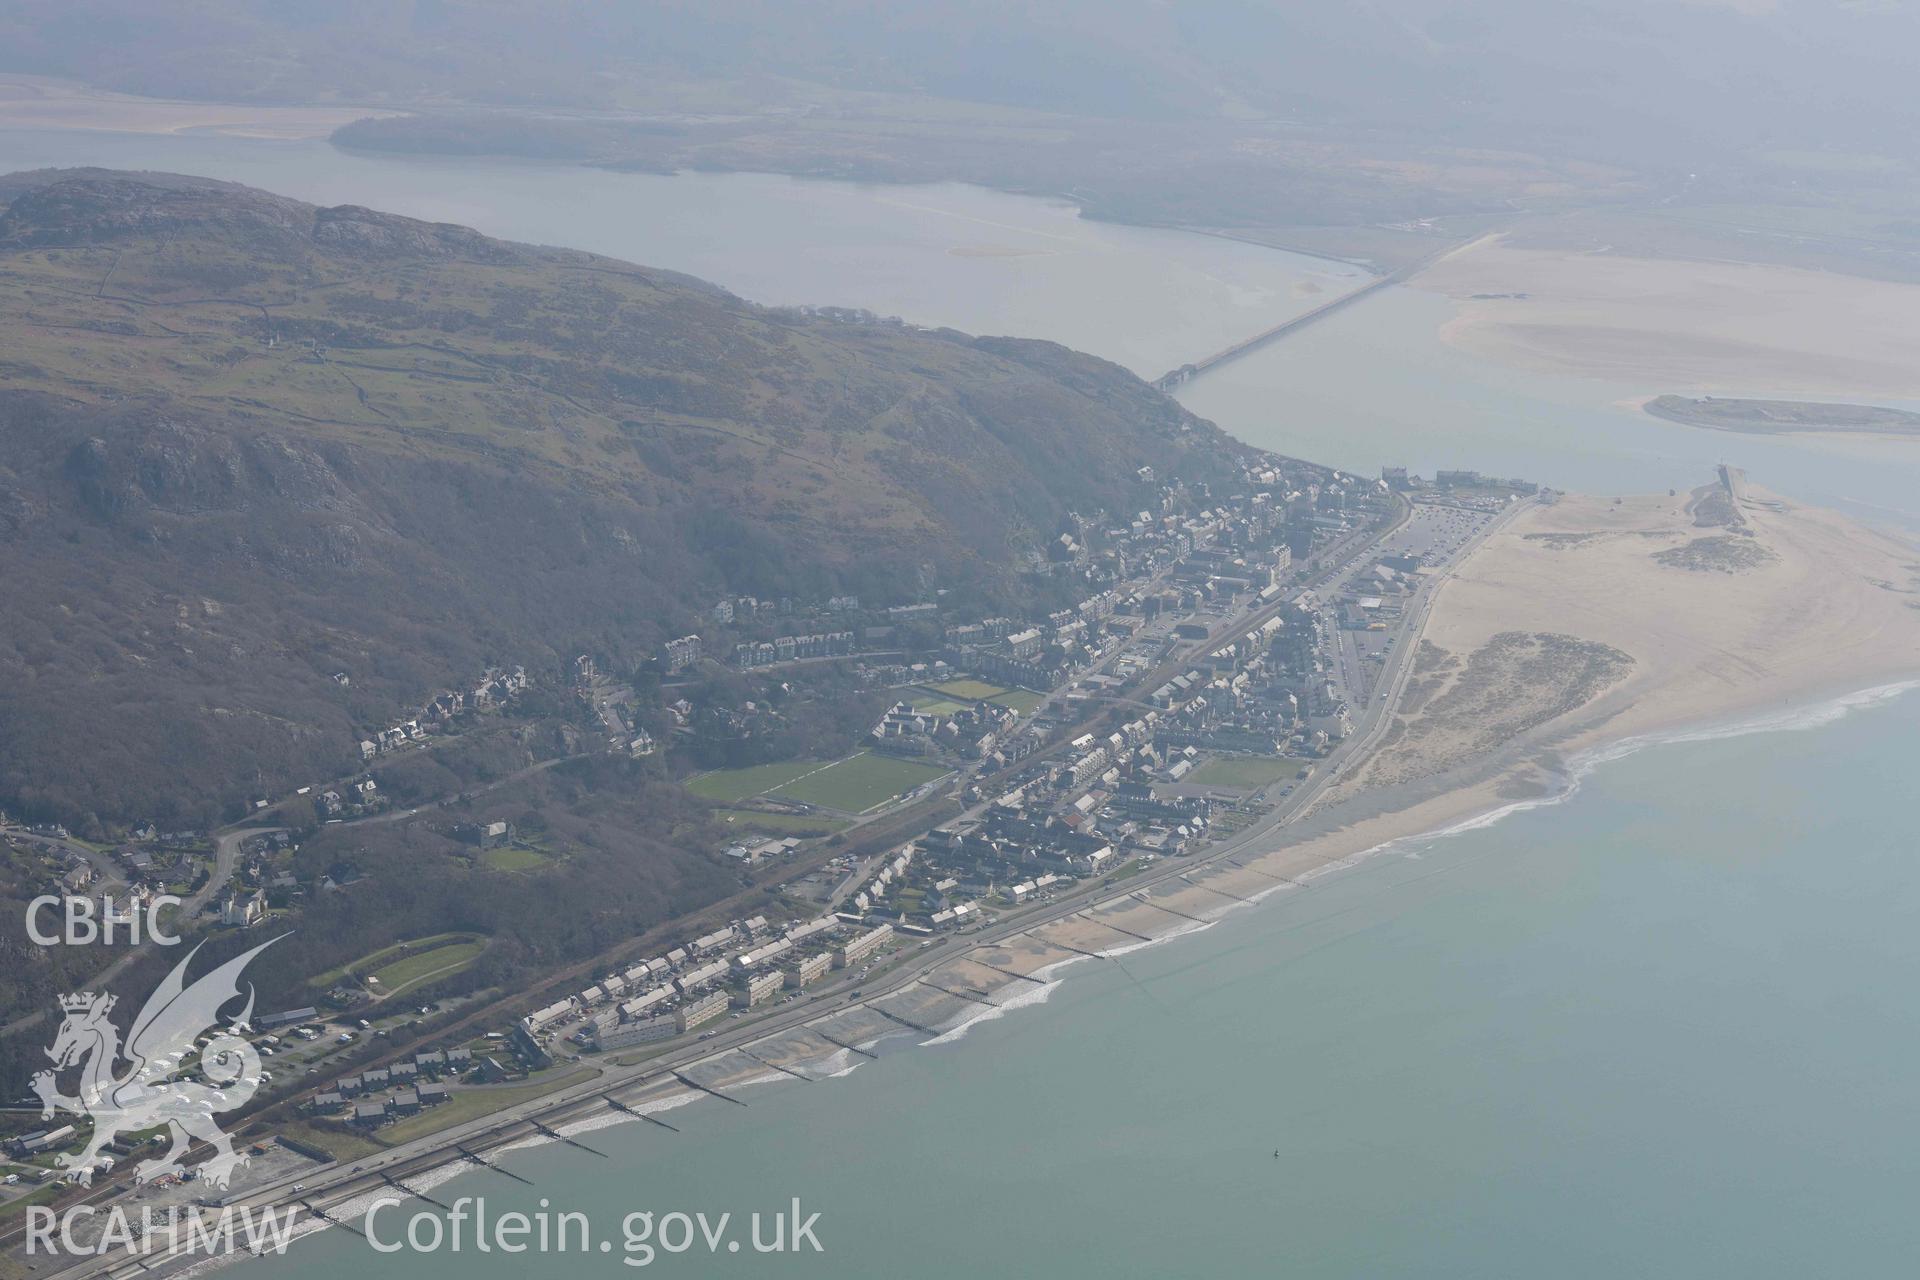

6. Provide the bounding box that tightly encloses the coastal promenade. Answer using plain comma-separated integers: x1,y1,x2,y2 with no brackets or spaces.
33,492,1535,1280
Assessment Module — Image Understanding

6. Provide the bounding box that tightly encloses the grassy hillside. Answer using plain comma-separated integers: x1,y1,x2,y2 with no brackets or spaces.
0,168,1245,828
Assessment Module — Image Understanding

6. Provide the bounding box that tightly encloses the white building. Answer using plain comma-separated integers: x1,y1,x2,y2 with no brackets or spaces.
834,924,894,969
672,960,729,997
675,991,729,1034
729,938,793,973
786,953,831,988
733,970,783,1008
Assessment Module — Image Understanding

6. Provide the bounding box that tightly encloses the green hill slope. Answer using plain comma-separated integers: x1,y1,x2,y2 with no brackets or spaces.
0,169,1247,827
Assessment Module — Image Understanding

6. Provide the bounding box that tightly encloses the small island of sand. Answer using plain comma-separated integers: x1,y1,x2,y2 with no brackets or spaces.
1644,394,1920,438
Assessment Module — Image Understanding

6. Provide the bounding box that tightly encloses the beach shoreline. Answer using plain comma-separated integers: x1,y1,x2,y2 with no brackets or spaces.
1218,480,1920,891
120,480,1920,1276
1214,670,1920,902
0,73,391,139
881,479,1920,1037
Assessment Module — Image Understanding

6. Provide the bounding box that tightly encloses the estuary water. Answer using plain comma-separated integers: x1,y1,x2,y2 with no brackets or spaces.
0,129,1358,381
7,129,1920,1277
8,127,1920,523
1173,284,1920,532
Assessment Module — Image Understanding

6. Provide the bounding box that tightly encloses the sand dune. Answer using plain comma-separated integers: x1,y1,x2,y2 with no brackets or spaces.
1232,481,1920,880
1414,484,1920,750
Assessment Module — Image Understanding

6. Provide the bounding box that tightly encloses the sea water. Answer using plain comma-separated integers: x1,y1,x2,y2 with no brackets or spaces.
9,127,1920,1277
242,685,1920,1278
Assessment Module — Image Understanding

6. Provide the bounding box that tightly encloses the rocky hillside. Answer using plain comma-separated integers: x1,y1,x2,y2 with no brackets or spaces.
0,169,1248,828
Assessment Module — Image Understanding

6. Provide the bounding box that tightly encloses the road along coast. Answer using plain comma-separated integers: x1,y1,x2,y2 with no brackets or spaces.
1256,474,1920,881
46,476,1920,1280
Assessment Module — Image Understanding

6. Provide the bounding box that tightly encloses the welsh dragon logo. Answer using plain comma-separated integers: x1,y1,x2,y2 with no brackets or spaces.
32,936,282,1189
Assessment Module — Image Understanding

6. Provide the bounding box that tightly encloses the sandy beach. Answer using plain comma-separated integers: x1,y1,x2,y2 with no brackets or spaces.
887,475,1920,1017
1220,479,1920,884
1412,237,1920,399
116,480,1920,1279
0,73,390,139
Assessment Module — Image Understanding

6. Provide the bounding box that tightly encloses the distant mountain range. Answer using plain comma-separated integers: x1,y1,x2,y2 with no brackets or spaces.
0,168,1245,828
9,4,1920,260
6,1,1918,168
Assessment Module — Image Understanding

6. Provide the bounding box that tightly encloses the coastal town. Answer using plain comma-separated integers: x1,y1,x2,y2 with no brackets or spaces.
7,13,1920,1275
0,455,1535,1270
